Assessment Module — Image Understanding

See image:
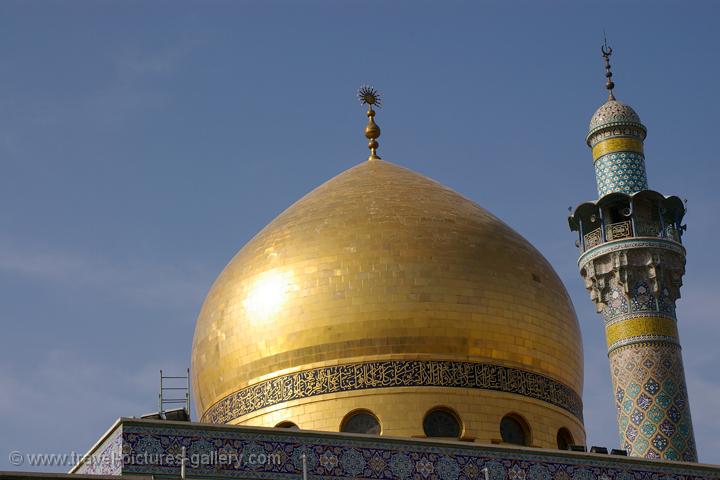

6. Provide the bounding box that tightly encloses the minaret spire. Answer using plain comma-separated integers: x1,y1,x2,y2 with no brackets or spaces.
358,85,382,161
602,37,616,100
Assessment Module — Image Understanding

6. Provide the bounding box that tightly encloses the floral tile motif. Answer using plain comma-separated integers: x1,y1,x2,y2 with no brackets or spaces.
647,406,664,423
616,387,625,402
87,420,719,480
631,283,655,312
652,434,670,452
659,419,676,438
655,392,672,409
610,343,697,461
640,422,656,437
633,437,650,456
667,405,682,424
630,410,645,426
643,378,660,395
637,393,653,410
74,427,123,475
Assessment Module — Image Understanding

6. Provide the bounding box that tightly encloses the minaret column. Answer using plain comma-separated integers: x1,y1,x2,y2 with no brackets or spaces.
570,44,697,462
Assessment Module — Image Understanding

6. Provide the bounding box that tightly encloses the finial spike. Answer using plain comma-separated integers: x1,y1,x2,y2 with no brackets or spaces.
601,36,616,100
358,85,382,161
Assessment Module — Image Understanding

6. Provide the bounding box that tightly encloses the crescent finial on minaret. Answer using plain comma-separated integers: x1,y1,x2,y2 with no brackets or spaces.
602,36,616,100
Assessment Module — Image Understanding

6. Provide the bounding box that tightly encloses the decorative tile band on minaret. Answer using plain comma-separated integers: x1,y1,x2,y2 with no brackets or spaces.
568,44,697,462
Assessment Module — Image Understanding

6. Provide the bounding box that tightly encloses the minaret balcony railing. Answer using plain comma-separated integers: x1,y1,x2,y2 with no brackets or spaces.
583,228,603,249
605,220,632,241
581,221,680,252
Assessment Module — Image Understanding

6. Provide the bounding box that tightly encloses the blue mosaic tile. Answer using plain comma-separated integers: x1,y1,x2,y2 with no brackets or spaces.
659,419,676,437
663,378,677,396
631,409,645,425
340,449,364,477
527,464,550,480
674,393,687,410
643,378,660,395
437,456,460,480
637,393,653,410
652,434,670,452
641,422,657,437
656,392,672,409
595,151,648,196
626,424,639,441
664,448,680,461
627,383,641,399
618,414,629,430
647,406,664,423
634,437,650,456
77,419,720,480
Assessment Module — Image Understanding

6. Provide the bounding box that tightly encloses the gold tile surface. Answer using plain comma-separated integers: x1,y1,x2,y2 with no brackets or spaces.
591,137,644,160
605,315,678,350
191,159,584,441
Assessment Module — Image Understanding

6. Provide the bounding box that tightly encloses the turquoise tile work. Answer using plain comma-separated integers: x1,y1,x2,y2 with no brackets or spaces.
594,152,648,196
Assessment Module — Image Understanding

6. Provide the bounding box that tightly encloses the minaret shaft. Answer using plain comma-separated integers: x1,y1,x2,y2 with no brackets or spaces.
580,243,696,461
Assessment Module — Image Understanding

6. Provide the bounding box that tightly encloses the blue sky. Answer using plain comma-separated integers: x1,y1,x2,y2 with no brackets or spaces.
1,0,719,469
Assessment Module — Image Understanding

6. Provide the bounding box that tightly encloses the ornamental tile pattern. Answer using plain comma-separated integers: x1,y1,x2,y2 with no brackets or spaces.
202,360,583,424
75,419,720,479
610,343,697,462
589,101,642,133
594,152,648,196
602,282,677,324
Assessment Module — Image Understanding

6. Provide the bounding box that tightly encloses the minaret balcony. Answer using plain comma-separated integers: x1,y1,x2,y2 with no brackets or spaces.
569,190,686,254
582,220,681,251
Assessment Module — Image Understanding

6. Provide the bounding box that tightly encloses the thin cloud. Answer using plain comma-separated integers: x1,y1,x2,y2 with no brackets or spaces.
0,349,163,472
0,240,211,309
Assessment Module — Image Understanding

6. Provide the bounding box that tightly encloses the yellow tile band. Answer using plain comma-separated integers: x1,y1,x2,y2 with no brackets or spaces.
592,137,644,160
605,316,678,348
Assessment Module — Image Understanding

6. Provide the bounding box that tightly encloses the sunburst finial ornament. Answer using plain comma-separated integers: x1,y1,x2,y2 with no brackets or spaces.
357,85,382,161
358,85,382,108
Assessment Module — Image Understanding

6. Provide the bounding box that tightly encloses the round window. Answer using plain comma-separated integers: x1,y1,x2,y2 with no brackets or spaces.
423,408,462,438
500,415,529,445
340,411,381,434
275,421,299,429
556,427,574,450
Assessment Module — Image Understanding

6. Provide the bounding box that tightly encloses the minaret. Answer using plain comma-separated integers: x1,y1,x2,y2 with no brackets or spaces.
568,44,697,461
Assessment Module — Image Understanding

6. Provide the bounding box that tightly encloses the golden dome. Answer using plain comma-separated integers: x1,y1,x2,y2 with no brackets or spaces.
191,159,585,447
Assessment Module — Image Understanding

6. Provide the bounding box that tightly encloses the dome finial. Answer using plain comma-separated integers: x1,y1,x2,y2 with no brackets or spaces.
358,85,382,161
601,35,616,100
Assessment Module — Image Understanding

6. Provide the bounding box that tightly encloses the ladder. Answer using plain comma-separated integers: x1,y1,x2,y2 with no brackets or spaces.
158,368,190,420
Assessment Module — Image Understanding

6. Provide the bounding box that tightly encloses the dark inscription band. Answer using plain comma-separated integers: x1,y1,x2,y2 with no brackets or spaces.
202,360,584,423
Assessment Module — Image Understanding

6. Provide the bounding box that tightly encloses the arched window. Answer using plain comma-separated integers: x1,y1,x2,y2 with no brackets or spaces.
340,410,381,434
275,421,299,429
500,414,530,445
423,407,462,438
556,427,574,450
